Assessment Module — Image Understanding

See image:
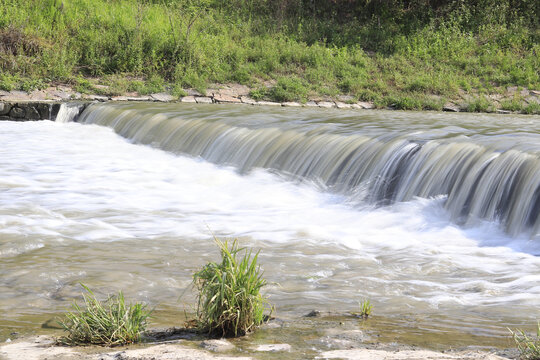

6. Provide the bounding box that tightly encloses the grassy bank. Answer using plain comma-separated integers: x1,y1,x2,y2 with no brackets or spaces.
0,0,538,112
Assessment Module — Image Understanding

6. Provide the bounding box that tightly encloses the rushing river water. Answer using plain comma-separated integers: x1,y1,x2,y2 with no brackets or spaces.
1,104,539,348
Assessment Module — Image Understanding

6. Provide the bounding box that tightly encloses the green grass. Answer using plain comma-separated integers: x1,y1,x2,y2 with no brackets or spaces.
510,322,540,360
193,238,271,337
57,284,150,346
0,0,538,111
351,300,373,319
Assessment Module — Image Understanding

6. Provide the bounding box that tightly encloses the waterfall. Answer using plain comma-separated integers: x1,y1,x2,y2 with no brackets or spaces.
55,103,85,123
77,103,540,238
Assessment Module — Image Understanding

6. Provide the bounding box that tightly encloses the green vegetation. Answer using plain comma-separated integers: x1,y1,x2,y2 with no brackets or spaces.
58,284,150,346
193,238,271,337
510,323,540,360
0,0,538,112
352,300,373,319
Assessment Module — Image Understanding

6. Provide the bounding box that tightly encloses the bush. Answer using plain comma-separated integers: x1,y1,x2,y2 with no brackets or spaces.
268,77,308,102
193,238,271,337
510,322,540,360
58,284,150,346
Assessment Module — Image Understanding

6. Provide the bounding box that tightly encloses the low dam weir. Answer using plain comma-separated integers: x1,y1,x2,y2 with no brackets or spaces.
77,102,540,240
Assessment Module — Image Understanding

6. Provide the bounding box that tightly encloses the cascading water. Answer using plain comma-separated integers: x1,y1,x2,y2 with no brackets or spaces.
78,102,540,239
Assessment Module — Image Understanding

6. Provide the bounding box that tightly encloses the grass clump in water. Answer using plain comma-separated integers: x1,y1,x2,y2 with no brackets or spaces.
510,322,540,360
58,284,150,346
351,299,373,319
193,238,271,337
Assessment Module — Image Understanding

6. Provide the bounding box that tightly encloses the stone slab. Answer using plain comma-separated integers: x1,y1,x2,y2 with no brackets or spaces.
181,96,197,103
195,97,213,104
151,93,175,102
214,94,241,103
257,101,281,106
317,101,335,108
282,102,302,107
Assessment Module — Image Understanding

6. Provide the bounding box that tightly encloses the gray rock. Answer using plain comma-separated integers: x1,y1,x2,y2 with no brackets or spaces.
195,97,213,104
282,102,302,107
9,106,25,118
335,101,352,109
240,96,257,105
317,101,335,108
357,101,374,109
497,109,512,114
7,91,30,101
151,93,175,102
0,115,11,121
214,94,241,103
126,96,152,101
181,96,197,103
257,101,281,106
36,103,51,120
0,102,12,115
186,88,203,96
305,101,318,107
350,104,363,109
531,90,540,96
443,103,460,112
199,339,234,352
49,90,72,100
83,94,109,101
111,96,129,101
20,104,41,120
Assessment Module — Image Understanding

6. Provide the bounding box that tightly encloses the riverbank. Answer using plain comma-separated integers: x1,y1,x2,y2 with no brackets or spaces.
1,83,539,116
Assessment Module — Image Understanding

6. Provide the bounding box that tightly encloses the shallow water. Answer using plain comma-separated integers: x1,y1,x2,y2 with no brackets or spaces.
1,106,539,348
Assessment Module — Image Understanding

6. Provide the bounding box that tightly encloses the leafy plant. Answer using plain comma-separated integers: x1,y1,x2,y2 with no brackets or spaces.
509,322,540,360
351,299,373,319
193,238,271,337
57,284,150,346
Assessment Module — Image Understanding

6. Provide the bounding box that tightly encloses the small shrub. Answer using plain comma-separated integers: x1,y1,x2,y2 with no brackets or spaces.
193,238,271,337
509,322,540,360
268,77,308,102
466,96,495,113
351,299,373,319
58,284,150,346
249,87,268,101
523,102,540,115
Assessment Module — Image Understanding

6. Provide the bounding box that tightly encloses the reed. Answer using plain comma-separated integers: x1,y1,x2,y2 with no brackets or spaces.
352,299,373,319
510,323,540,360
58,284,150,346
193,238,271,337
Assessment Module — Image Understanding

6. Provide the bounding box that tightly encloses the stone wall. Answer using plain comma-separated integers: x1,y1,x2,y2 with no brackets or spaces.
0,102,62,121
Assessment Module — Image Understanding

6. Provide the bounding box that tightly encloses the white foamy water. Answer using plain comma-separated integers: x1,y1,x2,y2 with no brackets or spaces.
0,117,539,342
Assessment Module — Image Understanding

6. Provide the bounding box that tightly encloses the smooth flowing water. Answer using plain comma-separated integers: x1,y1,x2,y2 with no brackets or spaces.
1,104,539,349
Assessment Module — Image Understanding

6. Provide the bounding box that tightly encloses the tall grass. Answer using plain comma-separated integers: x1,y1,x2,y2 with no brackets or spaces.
0,0,538,105
193,238,271,337
58,284,150,346
510,323,540,360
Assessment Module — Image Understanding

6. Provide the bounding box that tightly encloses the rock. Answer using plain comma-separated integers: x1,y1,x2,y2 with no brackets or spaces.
240,96,257,105
496,109,512,114
254,344,292,352
9,106,25,118
29,90,48,101
257,101,281,106
305,101,318,107
0,102,12,115
20,104,41,120
530,90,540,96
111,96,129,101
200,339,234,352
0,115,11,120
181,96,197,103
35,103,52,119
82,94,109,101
7,91,30,101
335,101,352,109
0,90,10,97
195,97,213,104
317,349,510,360
317,101,335,108
304,310,321,317
126,96,152,101
350,104,363,109
49,89,72,100
282,102,302,107
151,93,175,102
357,101,374,109
214,94,241,103
443,103,460,112
186,88,204,96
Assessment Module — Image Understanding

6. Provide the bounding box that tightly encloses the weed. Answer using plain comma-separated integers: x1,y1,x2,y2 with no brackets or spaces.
351,299,373,319
509,322,540,360
57,284,150,346
523,102,540,115
268,77,308,102
193,238,271,337
466,96,495,113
